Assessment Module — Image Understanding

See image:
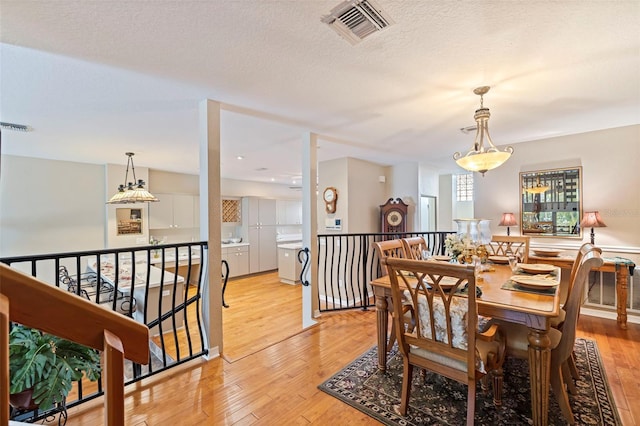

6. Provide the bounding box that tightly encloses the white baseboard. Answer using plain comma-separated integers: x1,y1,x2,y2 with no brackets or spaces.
581,307,640,325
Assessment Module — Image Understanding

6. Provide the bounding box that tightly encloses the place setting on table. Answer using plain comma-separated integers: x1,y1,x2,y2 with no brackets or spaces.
502,261,560,295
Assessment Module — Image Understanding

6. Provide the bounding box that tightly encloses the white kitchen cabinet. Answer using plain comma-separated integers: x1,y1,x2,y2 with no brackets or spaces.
248,225,277,273
246,197,276,226
222,244,250,278
243,197,278,273
276,200,302,225
149,193,196,229
278,243,302,284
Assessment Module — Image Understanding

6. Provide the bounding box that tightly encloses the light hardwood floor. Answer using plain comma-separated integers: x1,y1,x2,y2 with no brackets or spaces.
60,272,638,425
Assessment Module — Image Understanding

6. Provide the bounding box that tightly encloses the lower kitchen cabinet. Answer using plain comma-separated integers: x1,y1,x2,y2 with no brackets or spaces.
222,244,250,278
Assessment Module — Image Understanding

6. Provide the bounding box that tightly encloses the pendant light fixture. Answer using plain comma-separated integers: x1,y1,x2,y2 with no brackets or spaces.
106,152,159,204
453,86,513,176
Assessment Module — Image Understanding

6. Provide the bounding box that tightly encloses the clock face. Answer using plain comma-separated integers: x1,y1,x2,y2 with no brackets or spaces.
323,187,336,202
386,210,403,227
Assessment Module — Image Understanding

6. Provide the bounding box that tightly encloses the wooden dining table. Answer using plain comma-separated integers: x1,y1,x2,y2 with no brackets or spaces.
371,262,561,426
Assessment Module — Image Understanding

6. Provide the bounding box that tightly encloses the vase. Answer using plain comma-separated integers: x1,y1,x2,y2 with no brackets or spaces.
454,218,492,244
10,388,39,410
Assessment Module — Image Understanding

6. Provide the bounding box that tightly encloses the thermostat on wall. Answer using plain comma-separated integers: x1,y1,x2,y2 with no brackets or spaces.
325,218,342,231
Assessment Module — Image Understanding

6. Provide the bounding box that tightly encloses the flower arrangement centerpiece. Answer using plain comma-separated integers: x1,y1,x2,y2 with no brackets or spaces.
446,218,492,264
445,233,476,263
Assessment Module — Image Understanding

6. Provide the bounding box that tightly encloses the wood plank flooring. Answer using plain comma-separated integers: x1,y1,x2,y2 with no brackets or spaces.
59,272,639,425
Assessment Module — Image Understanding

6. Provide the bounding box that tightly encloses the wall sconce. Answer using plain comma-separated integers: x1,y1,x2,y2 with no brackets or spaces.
498,212,518,236
580,211,606,245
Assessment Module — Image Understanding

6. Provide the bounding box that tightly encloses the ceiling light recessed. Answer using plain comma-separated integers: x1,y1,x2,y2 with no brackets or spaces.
236,156,244,160
255,167,268,171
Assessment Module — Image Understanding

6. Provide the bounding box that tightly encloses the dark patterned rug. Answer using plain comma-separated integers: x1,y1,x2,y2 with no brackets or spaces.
319,338,621,425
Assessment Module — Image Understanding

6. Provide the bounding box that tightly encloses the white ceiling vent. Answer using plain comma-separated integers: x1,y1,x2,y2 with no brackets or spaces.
322,0,394,45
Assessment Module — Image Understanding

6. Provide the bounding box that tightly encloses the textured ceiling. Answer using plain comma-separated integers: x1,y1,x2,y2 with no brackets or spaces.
1,1,638,184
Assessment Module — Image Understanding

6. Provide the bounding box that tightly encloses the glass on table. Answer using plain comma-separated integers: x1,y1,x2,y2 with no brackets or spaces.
508,255,519,273
421,249,431,261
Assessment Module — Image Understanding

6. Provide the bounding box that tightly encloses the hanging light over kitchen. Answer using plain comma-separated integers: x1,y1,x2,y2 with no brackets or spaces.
453,86,513,176
106,152,159,204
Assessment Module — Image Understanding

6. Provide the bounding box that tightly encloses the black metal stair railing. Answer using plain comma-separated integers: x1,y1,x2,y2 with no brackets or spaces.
1,241,208,424
315,231,450,312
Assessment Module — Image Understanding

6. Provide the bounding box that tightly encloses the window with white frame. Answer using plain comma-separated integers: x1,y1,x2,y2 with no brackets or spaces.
456,173,474,201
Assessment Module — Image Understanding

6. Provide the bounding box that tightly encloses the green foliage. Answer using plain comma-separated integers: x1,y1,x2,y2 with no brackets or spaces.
9,324,101,411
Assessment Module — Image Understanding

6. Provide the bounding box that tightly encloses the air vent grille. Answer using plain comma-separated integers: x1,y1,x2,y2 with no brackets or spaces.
322,0,394,45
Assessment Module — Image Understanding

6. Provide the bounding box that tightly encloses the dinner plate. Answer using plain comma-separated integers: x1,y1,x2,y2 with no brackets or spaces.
511,275,558,289
488,255,509,264
431,255,451,262
533,249,563,257
423,276,459,290
519,263,556,274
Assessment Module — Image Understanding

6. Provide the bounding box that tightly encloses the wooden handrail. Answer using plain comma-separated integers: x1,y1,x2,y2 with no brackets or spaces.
0,263,149,424
1,294,9,426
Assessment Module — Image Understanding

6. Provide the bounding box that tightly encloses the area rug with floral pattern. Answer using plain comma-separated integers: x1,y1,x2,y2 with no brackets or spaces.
318,338,621,425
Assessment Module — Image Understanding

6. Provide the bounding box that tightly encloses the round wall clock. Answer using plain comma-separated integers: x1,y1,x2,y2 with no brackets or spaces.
323,187,338,213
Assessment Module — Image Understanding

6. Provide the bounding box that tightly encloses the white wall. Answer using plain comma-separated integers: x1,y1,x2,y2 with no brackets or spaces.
474,125,640,263
346,158,388,233
0,155,105,256
318,158,350,232
390,162,419,231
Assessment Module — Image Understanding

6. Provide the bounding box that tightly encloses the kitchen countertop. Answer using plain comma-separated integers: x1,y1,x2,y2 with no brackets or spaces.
221,242,250,248
278,242,303,250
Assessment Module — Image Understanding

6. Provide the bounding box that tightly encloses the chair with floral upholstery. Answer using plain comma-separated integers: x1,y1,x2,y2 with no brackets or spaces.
384,257,505,423
373,239,414,356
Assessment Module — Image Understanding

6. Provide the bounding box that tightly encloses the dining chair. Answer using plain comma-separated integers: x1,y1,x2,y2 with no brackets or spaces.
384,257,505,424
487,235,530,262
401,236,429,260
373,239,414,355
551,243,602,380
373,239,406,276
58,266,137,316
492,246,603,424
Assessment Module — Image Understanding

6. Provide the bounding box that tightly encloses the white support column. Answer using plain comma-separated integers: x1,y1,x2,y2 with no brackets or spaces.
302,132,319,327
199,99,223,358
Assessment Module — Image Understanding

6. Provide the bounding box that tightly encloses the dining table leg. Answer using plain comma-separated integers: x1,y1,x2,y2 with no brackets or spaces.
528,327,552,426
375,293,389,371
616,267,629,329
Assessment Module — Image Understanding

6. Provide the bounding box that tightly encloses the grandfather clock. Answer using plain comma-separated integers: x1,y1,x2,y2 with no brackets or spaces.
380,198,408,233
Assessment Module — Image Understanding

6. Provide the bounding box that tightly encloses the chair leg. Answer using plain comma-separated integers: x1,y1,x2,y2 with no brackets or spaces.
492,367,503,406
466,378,476,426
399,360,413,416
562,361,577,395
568,350,580,380
550,365,575,425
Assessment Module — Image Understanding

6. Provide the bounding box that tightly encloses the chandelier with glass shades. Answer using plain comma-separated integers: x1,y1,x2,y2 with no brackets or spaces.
453,86,513,176
106,152,159,204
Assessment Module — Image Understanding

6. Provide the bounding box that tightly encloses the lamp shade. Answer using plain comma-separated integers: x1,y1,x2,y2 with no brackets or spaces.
580,211,606,228
498,212,518,227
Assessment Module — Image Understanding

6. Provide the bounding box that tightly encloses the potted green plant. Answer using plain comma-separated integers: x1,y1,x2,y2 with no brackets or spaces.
9,324,102,411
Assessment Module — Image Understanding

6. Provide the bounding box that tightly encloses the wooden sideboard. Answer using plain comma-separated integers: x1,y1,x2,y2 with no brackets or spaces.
529,253,635,329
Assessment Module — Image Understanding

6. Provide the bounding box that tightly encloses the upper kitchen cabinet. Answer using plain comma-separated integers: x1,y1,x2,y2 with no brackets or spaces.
276,200,302,225
244,197,276,227
149,193,197,229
